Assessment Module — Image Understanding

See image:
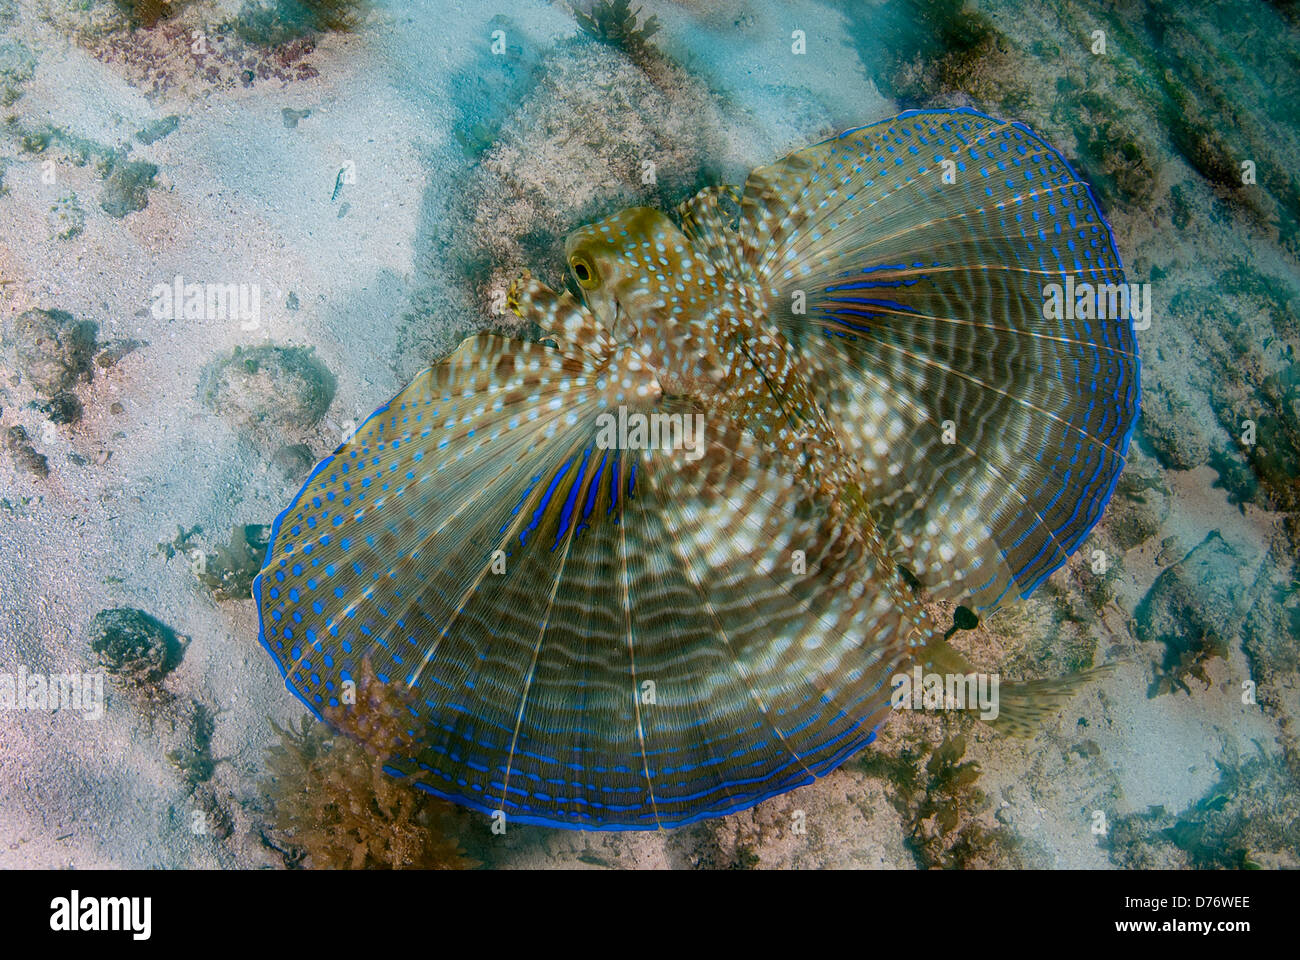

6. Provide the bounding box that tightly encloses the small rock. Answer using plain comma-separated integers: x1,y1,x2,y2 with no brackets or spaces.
4,425,48,478
271,442,315,480
110,401,125,415
10,308,97,396
198,344,335,444
88,608,185,687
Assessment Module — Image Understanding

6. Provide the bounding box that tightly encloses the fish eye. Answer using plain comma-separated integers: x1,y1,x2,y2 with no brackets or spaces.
569,255,600,289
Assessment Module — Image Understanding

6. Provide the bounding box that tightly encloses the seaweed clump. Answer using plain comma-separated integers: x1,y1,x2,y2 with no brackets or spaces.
855,0,1021,109
0,38,37,106
1056,84,1159,211
1207,444,1259,510
168,702,217,787
190,524,272,601
233,0,368,46
113,0,185,30
166,702,236,840
575,0,661,67
261,662,474,869
860,732,1018,868
1241,364,1300,512
1104,469,1171,550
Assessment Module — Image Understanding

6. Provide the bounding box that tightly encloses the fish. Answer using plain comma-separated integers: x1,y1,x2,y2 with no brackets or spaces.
253,108,1140,830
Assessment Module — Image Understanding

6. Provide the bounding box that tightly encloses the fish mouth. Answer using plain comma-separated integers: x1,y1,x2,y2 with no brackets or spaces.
574,284,622,338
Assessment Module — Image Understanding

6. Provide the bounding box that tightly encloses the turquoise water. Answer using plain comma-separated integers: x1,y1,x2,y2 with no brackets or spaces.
0,0,1296,869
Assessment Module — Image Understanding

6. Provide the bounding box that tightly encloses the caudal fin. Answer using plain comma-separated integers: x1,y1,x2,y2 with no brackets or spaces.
990,664,1117,737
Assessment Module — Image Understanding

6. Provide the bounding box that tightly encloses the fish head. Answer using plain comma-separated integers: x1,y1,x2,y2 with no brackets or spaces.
564,207,692,339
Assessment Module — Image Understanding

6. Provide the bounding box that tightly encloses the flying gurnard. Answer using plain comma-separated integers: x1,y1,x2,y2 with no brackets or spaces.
254,108,1140,830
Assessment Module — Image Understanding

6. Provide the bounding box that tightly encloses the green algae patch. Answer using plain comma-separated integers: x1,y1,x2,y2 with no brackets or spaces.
281,107,311,128
3,120,112,169
134,114,180,145
48,193,86,240
192,524,272,601
99,158,158,218
0,39,36,107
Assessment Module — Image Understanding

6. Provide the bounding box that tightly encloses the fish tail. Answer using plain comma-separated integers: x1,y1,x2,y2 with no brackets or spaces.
909,630,1115,736
988,665,1116,737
